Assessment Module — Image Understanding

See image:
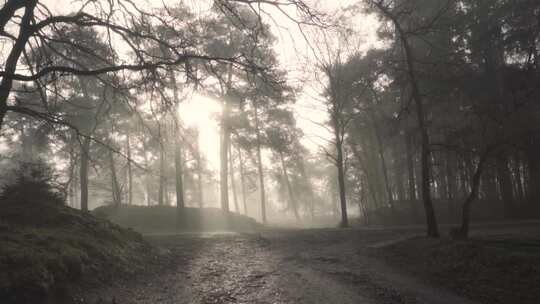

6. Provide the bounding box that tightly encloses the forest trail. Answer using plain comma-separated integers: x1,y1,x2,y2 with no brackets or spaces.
83,229,480,304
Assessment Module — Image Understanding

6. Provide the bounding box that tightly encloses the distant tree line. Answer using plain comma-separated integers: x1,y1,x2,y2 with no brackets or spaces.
323,0,540,237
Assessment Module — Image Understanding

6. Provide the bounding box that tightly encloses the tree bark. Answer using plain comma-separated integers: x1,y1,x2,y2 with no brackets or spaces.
456,151,491,239
336,139,349,228
238,146,248,215
373,2,439,236
373,118,395,213
108,149,121,206
229,142,240,213
126,134,133,205
158,138,165,206
253,100,267,224
174,128,185,227
279,151,300,221
0,1,37,129
80,136,91,212
196,134,204,208
496,152,514,217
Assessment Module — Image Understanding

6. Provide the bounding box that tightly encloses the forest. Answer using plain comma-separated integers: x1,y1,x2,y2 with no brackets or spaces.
1,0,540,303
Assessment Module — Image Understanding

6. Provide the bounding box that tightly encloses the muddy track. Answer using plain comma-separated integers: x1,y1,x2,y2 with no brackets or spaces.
79,229,480,304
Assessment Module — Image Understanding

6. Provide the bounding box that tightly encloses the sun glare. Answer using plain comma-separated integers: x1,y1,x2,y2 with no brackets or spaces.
178,94,222,170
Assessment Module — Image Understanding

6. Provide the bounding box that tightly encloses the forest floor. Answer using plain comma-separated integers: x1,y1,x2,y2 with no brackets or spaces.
76,221,540,304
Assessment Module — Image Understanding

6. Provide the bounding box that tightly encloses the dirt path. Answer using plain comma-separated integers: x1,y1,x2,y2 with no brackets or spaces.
80,229,479,304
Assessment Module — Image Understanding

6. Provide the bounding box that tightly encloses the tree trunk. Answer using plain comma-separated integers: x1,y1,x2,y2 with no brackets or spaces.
142,143,152,206
220,103,231,213
229,142,240,213
336,139,349,228
238,146,248,215
376,4,439,236
455,151,490,239
496,152,514,218
80,136,91,212
174,129,185,227
196,135,204,208
126,134,133,205
253,101,267,224
406,139,417,202
158,141,165,206
350,141,380,208
109,149,121,207
0,1,37,129
373,119,395,213
279,151,300,221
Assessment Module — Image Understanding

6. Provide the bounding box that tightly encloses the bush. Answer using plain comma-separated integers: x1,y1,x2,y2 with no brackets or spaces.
0,160,64,207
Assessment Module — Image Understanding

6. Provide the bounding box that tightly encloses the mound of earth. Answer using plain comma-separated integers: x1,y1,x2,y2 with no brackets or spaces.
93,205,262,233
0,200,163,304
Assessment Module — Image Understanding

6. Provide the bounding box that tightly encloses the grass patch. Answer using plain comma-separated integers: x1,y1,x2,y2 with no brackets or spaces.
0,201,161,304
371,236,540,304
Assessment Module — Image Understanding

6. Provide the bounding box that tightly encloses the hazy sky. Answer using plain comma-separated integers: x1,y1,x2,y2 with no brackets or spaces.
40,0,381,170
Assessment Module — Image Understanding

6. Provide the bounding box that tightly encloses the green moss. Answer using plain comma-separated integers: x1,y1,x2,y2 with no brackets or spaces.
0,202,159,304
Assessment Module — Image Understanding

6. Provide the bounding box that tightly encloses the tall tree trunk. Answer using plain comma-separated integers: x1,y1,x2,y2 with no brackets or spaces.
513,153,525,202
80,136,91,212
373,119,395,213
456,151,491,239
109,149,121,206
168,66,185,218
238,146,248,215
174,128,185,227
279,151,300,221
446,151,457,222
253,100,267,224
350,141,380,208
142,143,152,206
229,142,240,213
219,65,233,213
496,152,514,218
126,134,133,205
375,3,439,236
406,140,417,201
359,177,369,226
196,135,204,208
158,140,165,206
336,139,349,228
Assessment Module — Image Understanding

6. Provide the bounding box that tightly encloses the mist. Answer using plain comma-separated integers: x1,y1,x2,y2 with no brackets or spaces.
1,0,540,303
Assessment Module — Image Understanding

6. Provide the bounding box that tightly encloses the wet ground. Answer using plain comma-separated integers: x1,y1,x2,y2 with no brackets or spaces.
83,225,536,304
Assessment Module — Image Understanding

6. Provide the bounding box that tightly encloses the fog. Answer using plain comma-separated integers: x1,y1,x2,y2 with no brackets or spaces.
1,0,540,303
